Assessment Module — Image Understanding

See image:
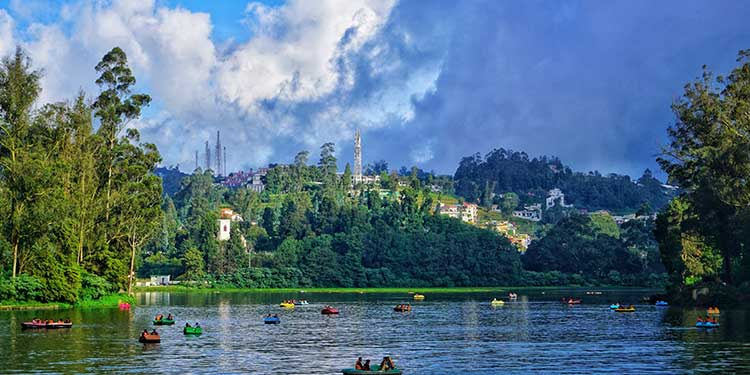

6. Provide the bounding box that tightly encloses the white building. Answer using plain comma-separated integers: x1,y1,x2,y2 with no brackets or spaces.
513,203,542,222
439,202,479,224
217,208,244,241
546,188,572,209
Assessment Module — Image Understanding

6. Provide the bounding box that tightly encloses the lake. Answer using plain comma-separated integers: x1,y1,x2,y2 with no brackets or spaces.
1,289,749,374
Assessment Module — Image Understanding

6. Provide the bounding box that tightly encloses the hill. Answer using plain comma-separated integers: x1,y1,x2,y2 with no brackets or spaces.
454,148,676,213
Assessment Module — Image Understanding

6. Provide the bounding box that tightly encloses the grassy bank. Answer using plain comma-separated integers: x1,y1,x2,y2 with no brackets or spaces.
134,285,654,294
0,293,134,311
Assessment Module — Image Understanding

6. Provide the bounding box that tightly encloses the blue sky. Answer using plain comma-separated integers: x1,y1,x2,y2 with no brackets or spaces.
1,0,749,179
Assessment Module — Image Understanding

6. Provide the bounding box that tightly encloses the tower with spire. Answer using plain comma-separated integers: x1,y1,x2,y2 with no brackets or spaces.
354,129,362,183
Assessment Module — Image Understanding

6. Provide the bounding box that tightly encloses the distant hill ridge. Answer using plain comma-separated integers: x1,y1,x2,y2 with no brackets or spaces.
453,148,674,212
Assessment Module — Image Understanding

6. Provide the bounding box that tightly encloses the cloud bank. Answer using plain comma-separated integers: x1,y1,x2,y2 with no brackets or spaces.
0,0,749,178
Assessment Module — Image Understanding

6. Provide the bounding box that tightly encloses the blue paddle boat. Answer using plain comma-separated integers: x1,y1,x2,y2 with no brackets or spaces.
695,321,720,328
655,300,669,307
609,304,620,310
264,316,281,324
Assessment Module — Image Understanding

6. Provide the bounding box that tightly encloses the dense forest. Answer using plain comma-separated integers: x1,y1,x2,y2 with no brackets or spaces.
454,149,674,212
140,145,665,289
655,50,750,305
0,47,161,303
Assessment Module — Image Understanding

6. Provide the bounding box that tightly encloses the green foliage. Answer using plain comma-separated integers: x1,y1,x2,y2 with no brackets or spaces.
656,50,750,296
79,272,115,300
0,47,162,303
454,149,674,212
589,211,620,238
523,215,661,282
0,274,44,302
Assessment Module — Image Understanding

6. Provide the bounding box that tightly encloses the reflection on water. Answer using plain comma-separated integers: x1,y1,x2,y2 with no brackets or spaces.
1,290,750,374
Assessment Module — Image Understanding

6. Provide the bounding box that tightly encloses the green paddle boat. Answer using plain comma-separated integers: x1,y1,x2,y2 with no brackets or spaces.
342,366,402,375
153,319,175,325
183,326,202,335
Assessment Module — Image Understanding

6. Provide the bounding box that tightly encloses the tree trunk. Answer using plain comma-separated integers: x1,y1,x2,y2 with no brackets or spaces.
128,239,136,295
12,239,18,278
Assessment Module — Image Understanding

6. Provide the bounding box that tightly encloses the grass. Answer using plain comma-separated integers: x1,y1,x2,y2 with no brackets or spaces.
0,293,134,310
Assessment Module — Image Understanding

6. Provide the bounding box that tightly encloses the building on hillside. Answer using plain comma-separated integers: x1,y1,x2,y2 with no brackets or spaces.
513,203,542,222
508,233,532,252
439,202,478,224
492,220,517,235
546,188,573,209
217,208,244,241
219,168,266,192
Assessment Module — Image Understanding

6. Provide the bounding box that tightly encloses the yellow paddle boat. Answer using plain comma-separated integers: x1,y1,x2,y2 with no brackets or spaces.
490,298,505,306
615,306,636,313
413,294,425,300
279,302,295,308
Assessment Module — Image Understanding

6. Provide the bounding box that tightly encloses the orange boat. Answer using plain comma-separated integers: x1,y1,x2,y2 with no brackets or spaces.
139,332,161,343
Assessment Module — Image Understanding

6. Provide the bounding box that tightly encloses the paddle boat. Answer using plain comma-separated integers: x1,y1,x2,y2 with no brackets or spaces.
264,316,281,324
45,320,73,329
139,332,161,343
344,357,401,374
609,303,621,310
342,366,402,375
413,294,425,300
615,306,636,313
183,325,202,335
393,304,411,312
490,298,505,306
280,302,295,308
153,314,175,325
21,319,48,329
293,300,309,305
563,298,582,305
655,300,669,307
118,302,131,310
695,321,720,328
322,306,340,315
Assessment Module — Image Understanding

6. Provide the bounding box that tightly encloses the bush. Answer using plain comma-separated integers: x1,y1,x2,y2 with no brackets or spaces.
79,272,115,300
0,274,45,302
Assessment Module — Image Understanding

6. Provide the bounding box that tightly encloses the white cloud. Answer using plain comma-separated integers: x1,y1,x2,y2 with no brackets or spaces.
4,0,444,170
0,9,15,58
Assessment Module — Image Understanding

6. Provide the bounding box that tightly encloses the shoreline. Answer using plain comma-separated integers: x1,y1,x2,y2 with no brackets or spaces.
0,293,135,311
133,285,661,294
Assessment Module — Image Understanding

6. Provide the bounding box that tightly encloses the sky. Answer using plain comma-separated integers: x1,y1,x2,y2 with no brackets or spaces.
0,0,749,179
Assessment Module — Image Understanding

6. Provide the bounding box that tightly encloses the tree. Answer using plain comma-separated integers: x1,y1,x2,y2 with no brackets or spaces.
318,142,337,176
92,47,152,246
0,47,41,277
657,50,750,285
500,192,519,215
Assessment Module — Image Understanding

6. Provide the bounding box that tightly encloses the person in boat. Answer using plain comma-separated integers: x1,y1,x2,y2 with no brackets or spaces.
273,314,278,318
355,357,364,370
363,360,371,371
167,314,173,320
185,322,191,328
266,314,272,318
141,329,149,336
628,305,634,309
697,316,704,323
195,322,200,328
379,356,395,371
155,314,163,321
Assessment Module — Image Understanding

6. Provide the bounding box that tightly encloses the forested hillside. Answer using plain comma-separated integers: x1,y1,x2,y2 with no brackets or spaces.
454,148,675,212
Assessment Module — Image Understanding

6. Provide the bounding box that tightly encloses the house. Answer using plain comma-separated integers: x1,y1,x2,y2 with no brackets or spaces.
217,208,244,241
438,202,478,224
513,203,542,222
546,188,573,209
354,174,381,185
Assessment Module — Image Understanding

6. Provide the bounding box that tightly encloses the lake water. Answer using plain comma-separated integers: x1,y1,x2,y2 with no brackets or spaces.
1,289,749,374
